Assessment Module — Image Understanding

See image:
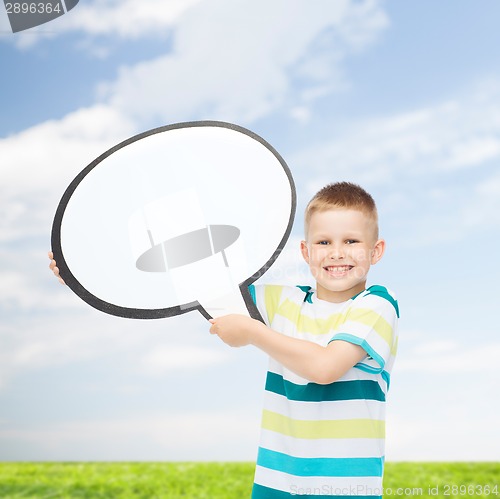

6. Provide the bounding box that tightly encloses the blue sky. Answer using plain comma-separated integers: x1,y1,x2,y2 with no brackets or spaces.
1,0,499,461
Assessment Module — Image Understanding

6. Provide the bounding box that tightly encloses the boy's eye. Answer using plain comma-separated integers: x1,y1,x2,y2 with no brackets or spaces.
345,239,359,245
318,240,330,245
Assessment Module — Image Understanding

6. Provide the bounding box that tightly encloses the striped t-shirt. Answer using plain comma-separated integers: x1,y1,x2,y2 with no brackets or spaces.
249,284,399,499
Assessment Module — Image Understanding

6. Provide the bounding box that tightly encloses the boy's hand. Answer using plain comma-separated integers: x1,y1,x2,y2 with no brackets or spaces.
48,251,66,285
209,314,260,348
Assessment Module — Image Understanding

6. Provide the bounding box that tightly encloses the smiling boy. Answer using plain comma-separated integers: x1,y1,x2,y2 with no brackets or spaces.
209,182,399,498
48,181,399,498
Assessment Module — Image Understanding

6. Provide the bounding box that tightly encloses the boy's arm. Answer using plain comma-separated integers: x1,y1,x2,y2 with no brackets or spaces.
209,314,366,385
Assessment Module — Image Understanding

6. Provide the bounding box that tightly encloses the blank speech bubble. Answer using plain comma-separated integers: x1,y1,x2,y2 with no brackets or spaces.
51,121,296,320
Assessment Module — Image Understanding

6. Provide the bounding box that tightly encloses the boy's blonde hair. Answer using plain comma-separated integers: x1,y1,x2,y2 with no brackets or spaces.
304,181,379,239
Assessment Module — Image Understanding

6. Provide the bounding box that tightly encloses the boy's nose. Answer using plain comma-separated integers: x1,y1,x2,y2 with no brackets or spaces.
328,245,345,259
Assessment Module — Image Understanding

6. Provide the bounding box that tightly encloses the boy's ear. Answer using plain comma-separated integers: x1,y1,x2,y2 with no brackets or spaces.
371,239,386,265
300,240,310,264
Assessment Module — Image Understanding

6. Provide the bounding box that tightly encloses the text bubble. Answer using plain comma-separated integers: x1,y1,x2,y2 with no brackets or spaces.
51,121,296,320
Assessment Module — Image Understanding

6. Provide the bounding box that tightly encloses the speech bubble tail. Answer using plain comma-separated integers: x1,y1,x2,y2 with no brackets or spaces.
198,289,250,319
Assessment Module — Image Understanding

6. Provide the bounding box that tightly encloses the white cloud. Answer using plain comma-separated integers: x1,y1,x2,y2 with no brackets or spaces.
0,308,212,389
444,136,500,170
67,0,202,38
0,104,134,192
289,106,312,125
7,0,203,49
139,345,230,375
1,1,389,244
387,340,500,460
99,0,388,125
397,341,500,374
387,411,500,461
0,268,76,311
0,409,261,460
0,105,135,242
291,79,500,249
411,340,458,356
292,95,500,186
463,169,500,229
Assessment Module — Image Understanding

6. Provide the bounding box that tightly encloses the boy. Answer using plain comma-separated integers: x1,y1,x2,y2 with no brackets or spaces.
209,182,399,498
48,181,398,498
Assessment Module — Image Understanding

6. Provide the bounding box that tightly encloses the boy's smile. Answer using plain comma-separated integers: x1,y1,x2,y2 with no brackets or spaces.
301,208,385,303
323,264,354,277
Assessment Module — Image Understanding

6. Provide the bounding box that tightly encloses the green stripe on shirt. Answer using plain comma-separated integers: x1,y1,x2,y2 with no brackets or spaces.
265,372,386,402
252,483,381,499
257,447,383,477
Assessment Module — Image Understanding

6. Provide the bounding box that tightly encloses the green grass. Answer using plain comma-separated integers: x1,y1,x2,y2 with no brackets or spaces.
382,463,499,498
0,462,498,498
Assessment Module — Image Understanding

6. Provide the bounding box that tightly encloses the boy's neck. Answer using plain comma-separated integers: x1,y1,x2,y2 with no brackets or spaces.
315,281,367,303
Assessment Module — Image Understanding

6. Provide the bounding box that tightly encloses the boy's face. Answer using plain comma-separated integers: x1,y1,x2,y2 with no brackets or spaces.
301,208,385,303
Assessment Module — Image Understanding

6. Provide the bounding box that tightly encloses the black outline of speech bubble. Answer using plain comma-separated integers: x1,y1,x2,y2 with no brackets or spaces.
51,121,297,321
